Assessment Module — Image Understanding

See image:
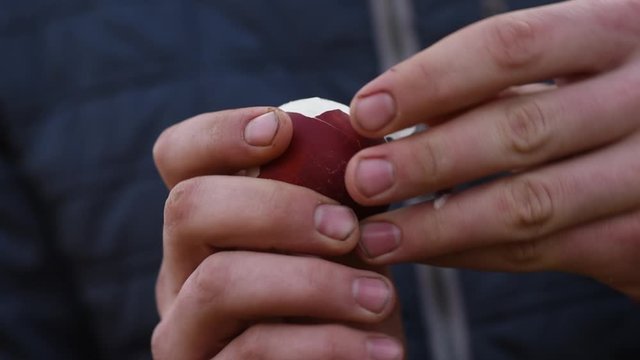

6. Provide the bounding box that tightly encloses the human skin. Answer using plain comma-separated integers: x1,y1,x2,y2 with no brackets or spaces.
151,108,404,359
151,0,640,358
346,0,640,301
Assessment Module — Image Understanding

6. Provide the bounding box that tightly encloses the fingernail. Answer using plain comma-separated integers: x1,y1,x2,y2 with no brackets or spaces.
314,204,357,241
353,277,390,314
360,222,401,259
354,92,396,131
367,337,403,360
244,111,279,146
356,158,394,198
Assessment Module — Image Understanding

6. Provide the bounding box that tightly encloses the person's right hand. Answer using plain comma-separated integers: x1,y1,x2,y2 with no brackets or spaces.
150,107,404,360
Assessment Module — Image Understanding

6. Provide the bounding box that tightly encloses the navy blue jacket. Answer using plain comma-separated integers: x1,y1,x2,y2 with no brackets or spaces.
1,1,639,359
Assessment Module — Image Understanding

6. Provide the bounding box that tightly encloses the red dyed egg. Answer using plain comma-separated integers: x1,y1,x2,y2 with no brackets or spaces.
258,98,387,218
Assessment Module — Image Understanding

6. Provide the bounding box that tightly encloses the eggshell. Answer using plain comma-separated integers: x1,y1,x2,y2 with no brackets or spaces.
258,98,386,218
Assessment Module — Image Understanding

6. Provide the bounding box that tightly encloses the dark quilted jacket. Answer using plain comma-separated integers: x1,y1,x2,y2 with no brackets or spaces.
1,1,639,359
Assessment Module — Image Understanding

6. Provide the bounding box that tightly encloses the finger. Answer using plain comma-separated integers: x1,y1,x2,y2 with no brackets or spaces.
426,208,640,301
153,107,293,188
349,0,639,136
157,175,360,310
356,133,640,263
215,324,403,360
346,65,640,204
498,83,556,98
153,251,396,359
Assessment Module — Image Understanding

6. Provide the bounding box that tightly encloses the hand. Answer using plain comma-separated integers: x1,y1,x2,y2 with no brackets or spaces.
345,0,640,300
151,108,404,359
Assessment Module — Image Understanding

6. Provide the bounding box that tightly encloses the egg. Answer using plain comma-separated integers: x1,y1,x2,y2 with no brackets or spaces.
257,97,387,218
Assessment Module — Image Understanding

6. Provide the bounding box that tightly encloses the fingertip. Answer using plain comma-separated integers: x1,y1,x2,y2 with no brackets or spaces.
310,203,364,258
352,276,394,315
152,123,180,188
350,91,398,135
243,111,280,147
345,152,368,205
314,204,358,239
367,336,405,360
357,221,402,262
271,107,294,149
345,146,397,206
154,107,295,189
242,107,294,153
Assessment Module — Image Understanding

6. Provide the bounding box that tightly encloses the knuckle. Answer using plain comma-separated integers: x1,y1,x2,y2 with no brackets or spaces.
503,240,541,270
485,14,542,69
592,0,640,37
163,178,202,236
394,60,445,105
422,205,446,250
415,61,445,102
150,323,170,360
416,137,445,188
501,100,550,157
300,259,335,295
234,326,268,359
183,254,232,309
154,265,172,317
503,178,554,237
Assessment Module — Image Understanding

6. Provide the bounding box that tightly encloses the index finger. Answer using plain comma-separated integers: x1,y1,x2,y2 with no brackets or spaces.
349,0,638,136
153,107,293,188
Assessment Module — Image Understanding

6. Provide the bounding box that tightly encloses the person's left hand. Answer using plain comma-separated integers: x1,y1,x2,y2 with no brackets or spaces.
344,0,640,300
151,108,404,359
